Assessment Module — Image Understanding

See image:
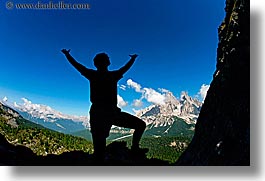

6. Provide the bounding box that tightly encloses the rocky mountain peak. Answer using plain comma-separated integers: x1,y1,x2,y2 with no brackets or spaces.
0,102,21,128
13,99,88,123
180,91,189,101
136,91,202,127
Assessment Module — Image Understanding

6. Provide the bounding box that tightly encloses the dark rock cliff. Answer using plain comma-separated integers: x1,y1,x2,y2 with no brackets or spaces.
176,0,250,165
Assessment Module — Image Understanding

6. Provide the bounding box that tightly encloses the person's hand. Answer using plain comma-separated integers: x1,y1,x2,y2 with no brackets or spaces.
129,54,138,59
61,49,71,55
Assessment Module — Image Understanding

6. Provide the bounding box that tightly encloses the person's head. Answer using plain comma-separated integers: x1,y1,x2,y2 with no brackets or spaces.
93,53,110,70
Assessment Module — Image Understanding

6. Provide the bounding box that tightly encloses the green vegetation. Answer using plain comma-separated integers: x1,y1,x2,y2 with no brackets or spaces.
0,116,93,156
71,129,92,141
144,116,195,137
118,135,193,164
1,103,193,164
1,114,192,163
70,117,194,164
142,136,192,164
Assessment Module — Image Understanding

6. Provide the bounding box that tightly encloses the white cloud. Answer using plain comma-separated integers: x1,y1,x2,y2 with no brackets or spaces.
132,99,143,107
158,88,170,93
2,96,8,102
199,84,210,102
117,95,128,107
119,84,127,91
127,79,142,93
126,79,167,105
143,88,166,105
132,108,141,115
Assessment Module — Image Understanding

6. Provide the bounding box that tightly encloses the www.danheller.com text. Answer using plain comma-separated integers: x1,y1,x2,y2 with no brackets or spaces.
6,1,91,10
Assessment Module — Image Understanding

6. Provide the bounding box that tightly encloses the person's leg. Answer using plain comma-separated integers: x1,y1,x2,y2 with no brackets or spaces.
113,112,146,149
90,111,111,163
91,132,106,162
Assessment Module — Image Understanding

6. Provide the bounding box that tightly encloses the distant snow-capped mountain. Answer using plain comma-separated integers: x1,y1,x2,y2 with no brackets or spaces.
3,90,202,140
14,98,88,123
109,91,202,139
135,91,202,126
13,98,89,134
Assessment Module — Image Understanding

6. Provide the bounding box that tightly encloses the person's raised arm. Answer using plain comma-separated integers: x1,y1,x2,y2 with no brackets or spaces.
61,49,89,75
118,54,138,75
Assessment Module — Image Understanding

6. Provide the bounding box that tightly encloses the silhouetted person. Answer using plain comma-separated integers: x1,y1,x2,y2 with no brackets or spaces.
61,49,147,162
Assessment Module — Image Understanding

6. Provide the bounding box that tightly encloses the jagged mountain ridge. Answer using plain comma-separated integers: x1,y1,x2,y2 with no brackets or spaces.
135,91,202,128
10,99,88,134
5,91,202,139
0,101,45,130
109,91,202,139
18,111,86,134
13,98,87,123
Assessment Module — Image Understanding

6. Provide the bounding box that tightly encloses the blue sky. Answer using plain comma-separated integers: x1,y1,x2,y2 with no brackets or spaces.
0,0,225,116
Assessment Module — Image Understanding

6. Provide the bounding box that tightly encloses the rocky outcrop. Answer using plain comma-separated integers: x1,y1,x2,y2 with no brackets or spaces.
176,0,250,165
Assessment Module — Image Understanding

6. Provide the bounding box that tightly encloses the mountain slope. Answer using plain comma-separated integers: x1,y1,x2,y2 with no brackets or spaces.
8,91,201,141
18,111,86,134
0,101,45,130
144,116,194,137
72,91,200,141
11,98,88,134
0,102,178,165
71,129,92,141
134,91,201,138
136,91,202,125
0,102,93,156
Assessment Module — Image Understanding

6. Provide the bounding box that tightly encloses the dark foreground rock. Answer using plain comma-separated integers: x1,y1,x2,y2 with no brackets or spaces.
176,0,250,166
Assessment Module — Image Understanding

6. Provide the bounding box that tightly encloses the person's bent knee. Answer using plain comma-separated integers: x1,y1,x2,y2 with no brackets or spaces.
139,120,146,130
